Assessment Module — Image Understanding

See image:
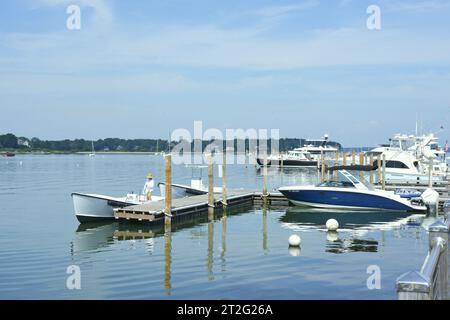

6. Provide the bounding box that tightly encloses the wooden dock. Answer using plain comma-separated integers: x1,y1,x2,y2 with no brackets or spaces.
114,189,255,223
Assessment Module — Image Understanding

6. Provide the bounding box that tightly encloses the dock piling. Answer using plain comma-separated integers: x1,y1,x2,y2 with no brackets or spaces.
263,156,268,202
208,155,214,219
164,154,172,225
321,153,326,182
222,152,227,207
382,154,386,191
428,157,433,188
377,155,382,184
369,154,374,186
334,152,339,180
359,153,365,182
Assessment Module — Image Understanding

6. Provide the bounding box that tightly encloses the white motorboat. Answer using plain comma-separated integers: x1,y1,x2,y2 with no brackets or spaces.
72,192,164,223
72,173,163,223
279,170,427,212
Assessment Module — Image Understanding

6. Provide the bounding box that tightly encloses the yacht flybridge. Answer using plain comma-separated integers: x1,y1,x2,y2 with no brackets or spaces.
279,170,427,212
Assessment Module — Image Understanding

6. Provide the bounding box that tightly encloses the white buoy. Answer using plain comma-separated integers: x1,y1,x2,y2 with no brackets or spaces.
288,234,301,247
326,219,339,232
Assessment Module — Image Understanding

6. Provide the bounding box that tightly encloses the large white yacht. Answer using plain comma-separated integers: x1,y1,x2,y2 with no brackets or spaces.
368,133,448,184
257,135,339,167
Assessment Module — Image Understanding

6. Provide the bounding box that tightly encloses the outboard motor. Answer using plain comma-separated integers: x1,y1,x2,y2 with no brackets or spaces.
421,188,440,216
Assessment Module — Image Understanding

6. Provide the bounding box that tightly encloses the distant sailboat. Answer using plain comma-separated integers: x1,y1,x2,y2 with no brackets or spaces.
89,141,96,157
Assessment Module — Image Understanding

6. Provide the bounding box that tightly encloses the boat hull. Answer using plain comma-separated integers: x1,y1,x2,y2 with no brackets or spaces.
72,193,134,223
279,188,425,212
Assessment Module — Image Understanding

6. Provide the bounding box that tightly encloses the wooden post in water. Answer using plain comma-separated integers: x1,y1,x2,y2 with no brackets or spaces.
369,154,374,186
382,154,386,190
164,154,172,225
428,157,433,188
222,152,227,207
334,152,339,180
263,156,268,202
343,152,347,166
321,153,326,182
377,155,382,184
208,155,214,219
359,153,365,182
352,150,356,166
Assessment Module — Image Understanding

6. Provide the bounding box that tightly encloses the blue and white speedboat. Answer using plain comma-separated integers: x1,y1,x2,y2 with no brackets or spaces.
279,170,427,212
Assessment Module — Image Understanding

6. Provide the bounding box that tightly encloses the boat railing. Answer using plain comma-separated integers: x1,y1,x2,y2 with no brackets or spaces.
396,215,450,300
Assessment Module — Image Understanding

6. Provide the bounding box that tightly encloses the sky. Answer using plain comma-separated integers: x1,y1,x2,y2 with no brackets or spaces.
0,0,450,146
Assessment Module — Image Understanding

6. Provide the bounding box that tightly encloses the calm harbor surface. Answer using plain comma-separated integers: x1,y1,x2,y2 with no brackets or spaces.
0,154,438,299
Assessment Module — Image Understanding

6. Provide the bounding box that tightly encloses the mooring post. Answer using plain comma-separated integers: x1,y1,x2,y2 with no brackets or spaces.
321,152,326,182
382,154,386,190
343,152,347,166
359,153,365,182
263,156,268,202
333,152,339,180
164,154,172,225
369,154,374,186
428,157,433,188
377,155,382,184
208,154,214,207
352,150,356,166
222,152,227,207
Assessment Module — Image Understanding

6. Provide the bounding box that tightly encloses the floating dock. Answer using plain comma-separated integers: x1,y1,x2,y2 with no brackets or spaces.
114,189,255,223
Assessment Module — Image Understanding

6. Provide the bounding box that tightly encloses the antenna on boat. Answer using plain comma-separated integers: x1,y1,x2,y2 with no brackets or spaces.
415,113,418,137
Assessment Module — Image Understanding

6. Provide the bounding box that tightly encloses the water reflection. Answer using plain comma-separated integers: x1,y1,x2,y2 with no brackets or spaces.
280,207,413,231
326,237,379,254
221,209,227,272
262,205,268,253
279,207,432,254
72,222,118,255
164,224,172,296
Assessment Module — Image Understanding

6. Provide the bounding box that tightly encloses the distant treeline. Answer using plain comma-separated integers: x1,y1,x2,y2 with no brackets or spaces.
0,133,342,153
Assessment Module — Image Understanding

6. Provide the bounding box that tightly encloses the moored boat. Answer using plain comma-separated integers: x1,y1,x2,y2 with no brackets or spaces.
72,173,163,223
279,170,427,212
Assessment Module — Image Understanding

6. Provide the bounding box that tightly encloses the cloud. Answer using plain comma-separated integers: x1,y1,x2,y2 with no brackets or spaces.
253,1,320,18
384,0,450,12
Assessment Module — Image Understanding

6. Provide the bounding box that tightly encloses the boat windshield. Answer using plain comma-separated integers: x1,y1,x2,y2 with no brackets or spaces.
317,181,355,188
337,170,375,191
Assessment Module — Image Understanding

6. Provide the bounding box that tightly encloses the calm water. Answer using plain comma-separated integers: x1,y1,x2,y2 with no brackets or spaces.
0,154,437,299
